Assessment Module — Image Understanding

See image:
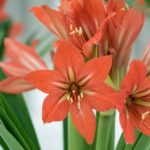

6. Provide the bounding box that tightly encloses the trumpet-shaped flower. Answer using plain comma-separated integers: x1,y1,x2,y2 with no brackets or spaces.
31,0,115,58
119,60,150,144
0,38,47,93
107,0,144,80
26,40,122,144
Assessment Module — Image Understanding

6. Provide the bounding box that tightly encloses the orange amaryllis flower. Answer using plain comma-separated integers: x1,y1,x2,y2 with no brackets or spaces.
141,42,150,72
107,0,144,79
26,40,122,144
31,0,115,58
0,38,47,93
0,0,8,21
119,60,150,144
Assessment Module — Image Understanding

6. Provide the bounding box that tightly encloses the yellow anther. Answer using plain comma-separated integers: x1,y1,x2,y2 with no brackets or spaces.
70,26,83,36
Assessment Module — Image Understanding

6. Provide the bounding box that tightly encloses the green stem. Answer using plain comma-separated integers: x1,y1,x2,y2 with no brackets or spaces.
108,114,115,150
63,117,68,150
90,112,100,150
68,115,90,150
95,110,115,150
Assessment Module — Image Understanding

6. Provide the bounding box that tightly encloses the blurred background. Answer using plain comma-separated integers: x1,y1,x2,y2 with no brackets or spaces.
3,0,150,150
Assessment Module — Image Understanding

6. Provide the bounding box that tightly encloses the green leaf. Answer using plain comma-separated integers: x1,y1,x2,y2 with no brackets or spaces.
0,94,37,149
124,131,141,150
68,114,90,150
134,134,150,150
116,134,126,150
0,119,24,150
0,20,11,59
0,70,40,149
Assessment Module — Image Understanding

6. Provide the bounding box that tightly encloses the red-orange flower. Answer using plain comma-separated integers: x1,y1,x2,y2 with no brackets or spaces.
26,40,122,144
119,60,150,144
0,38,47,93
107,0,144,79
31,0,115,58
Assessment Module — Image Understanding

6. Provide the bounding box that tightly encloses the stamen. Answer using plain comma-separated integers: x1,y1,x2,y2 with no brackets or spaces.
134,90,150,98
67,94,70,101
70,97,73,104
70,26,83,36
77,95,81,110
142,111,150,121
133,99,150,107
121,3,129,11
80,92,84,99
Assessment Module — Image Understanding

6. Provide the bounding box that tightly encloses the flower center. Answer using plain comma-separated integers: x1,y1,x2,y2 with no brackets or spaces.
67,82,83,110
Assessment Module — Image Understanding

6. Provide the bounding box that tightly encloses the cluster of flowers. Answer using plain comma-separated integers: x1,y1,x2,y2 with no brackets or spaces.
0,0,150,145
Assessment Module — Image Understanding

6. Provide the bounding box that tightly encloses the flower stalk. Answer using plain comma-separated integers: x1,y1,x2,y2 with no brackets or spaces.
96,110,115,150
68,115,90,150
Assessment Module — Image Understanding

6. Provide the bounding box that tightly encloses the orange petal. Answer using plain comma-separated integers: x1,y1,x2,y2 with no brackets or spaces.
121,60,147,92
0,77,33,93
86,84,125,111
53,40,84,75
70,100,96,144
83,12,116,57
42,94,70,123
26,70,63,94
4,38,47,70
119,108,136,144
31,5,67,39
79,55,112,84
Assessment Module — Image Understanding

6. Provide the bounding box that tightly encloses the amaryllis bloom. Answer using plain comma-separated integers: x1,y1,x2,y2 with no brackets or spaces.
107,0,144,80
0,0,8,21
119,60,150,144
141,43,150,72
26,41,122,144
31,0,115,58
0,38,47,93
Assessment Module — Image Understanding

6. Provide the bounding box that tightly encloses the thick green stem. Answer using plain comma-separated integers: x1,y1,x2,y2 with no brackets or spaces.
95,110,115,150
108,114,115,150
63,117,68,150
90,112,100,150
68,115,90,150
